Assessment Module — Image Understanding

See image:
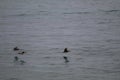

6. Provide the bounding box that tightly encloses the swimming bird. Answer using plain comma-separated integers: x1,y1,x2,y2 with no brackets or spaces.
63,48,70,53
14,56,19,61
18,51,26,55
63,56,69,63
20,60,26,65
13,47,19,51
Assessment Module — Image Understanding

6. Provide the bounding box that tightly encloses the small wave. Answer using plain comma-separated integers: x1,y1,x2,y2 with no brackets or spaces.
2,13,33,18
105,39,120,44
3,11,49,17
16,13,30,16
83,67,120,74
105,10,120,12
6,78,19,80
63,11,90,15
101,9,120,13
13,13,35,17
97,22,109,24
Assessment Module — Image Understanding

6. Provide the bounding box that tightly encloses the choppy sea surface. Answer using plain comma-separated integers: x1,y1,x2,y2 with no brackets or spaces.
0,0,120,80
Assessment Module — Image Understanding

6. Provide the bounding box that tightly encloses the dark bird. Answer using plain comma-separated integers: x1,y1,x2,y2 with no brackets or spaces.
63,48,70,53
20,60,26,65
13,47,19,51
14,56,19,61
18,51,26,55
63,56,69,63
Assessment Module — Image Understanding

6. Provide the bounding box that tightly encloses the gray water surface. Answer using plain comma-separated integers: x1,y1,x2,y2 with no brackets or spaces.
0,0,120,80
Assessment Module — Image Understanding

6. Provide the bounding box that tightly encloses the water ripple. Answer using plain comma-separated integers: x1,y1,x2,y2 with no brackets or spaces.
63,11,91,15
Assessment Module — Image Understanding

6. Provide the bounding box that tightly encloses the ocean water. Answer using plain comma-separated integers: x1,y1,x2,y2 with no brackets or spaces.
0,0,120,80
